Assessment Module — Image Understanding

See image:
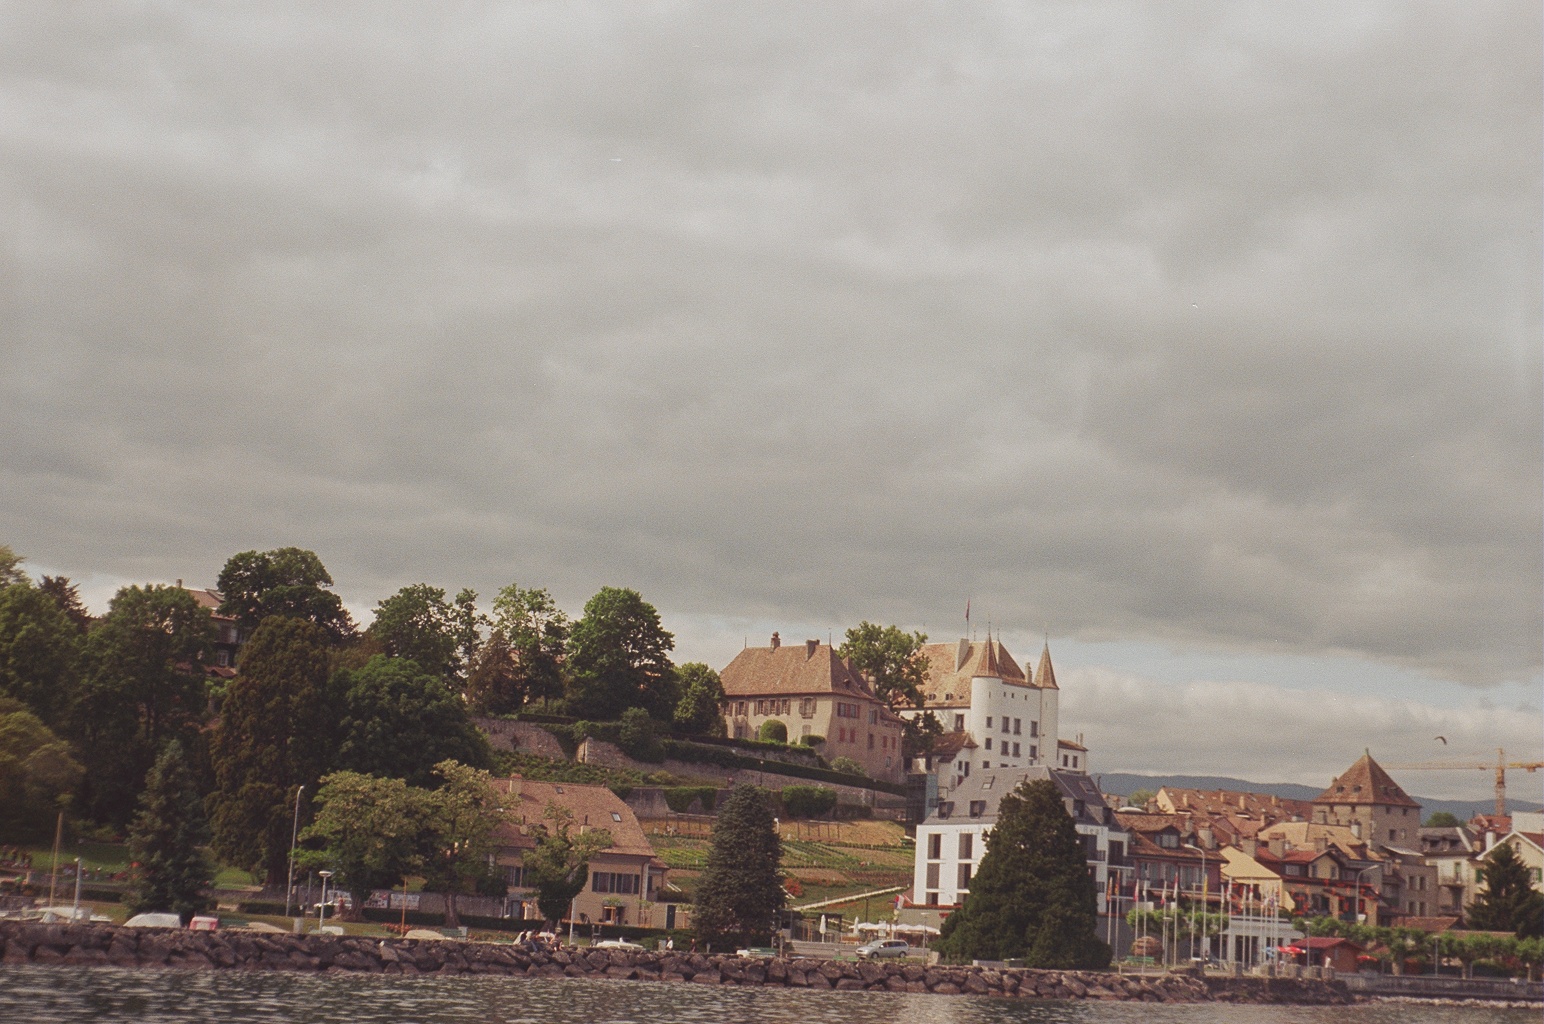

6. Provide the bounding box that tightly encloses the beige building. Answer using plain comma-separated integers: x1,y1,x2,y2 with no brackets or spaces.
1312,751,1423,848
719,635,906,782
490,777,676,930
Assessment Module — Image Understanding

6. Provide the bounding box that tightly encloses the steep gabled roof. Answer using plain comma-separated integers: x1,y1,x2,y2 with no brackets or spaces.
1034,642,1058,690
1314,752,1420,809
916,639,1028,705
490,776,656,858
719,640,877,699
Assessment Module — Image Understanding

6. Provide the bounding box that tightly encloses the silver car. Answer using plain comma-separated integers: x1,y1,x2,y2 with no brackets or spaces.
855,938,912,960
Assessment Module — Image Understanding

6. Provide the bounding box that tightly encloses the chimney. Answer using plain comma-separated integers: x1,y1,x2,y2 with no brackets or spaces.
1315,836,1327,853
1351,821,1362,839
176,579,183,588
805,639,819,658
770,632,781,650
1242,837,1258,858
1268,836,1287,858
1199,826,1214,850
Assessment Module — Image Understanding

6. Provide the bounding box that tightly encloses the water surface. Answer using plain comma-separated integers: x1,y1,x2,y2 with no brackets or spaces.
0,966,1532,1024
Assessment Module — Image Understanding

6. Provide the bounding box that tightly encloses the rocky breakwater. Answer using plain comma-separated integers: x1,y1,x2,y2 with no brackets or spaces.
0,922,1350,1005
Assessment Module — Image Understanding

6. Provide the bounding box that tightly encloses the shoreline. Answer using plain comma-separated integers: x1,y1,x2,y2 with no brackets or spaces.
0,921,1355,1005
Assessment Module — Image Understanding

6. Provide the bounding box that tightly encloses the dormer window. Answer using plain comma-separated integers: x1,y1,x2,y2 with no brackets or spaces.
938,801,954,819
969,801,986,818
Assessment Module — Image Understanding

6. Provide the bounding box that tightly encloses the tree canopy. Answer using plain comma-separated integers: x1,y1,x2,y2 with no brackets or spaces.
466,584,568,714
691,785,785,947
418,760,510,929
934,779,1111,969
838,622,939,757
367,583,462,680
564,587,675,721
209,616,337,883
303,771,431,914
0,697,83,841
334,655,489,786
0,577,81,727
216,547,354,642
1423,811,1461,828
127,741,213,921
672,662,726,737
68,585,212,825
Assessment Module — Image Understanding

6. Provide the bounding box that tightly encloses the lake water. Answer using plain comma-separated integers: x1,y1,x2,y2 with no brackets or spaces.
0,967,1533,1024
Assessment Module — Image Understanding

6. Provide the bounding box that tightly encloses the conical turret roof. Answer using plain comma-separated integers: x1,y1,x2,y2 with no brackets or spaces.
1034,641,1058,690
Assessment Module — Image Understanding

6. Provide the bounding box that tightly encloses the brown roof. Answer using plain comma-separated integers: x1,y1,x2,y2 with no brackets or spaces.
927,731,978,760
1314,752,1420,809
178,585,235,620
1034,642,1058,690
916,639,1030,705
490,776,656,858
719,641,877,700
1158,786,1313,822
1401,916,1461,933
1058,738,1087,752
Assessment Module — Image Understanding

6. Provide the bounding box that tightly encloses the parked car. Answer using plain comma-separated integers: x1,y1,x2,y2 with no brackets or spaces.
735,946,780,959
855,938,912,960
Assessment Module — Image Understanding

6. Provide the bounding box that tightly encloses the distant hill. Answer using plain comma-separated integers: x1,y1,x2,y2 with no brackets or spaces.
1094,771,1541,824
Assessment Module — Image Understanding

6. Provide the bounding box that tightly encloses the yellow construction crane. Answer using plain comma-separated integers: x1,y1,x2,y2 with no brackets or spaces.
1383,748,1544,817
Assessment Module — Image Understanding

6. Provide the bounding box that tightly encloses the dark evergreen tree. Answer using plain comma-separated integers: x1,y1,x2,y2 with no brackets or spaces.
334,655,489,786
1468,842,1544,938
215,547,354,643
367,583,462,680
564,587,675,721
672,662,727,737
934,779,1111,968
68,585,212,825
127,741,213,922
208,617,336,883
692,785,784,947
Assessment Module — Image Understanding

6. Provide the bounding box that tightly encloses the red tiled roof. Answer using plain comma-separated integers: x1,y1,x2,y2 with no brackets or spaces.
916,639,1030,705
490,776,656,858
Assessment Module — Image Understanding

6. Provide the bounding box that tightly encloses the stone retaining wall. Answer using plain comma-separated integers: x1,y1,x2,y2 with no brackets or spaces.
0,922,1350,1005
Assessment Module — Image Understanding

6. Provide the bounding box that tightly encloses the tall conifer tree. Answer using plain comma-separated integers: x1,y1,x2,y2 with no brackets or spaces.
127,741,213,921
691,785,784,947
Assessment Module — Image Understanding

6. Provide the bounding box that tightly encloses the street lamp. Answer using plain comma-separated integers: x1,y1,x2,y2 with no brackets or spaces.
1352,865,1378,925
285,785,305,919
318,870,333,933
1184,844,1210,965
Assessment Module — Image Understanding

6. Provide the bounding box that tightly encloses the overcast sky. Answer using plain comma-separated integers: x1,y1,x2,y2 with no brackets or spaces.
4,3,1539,802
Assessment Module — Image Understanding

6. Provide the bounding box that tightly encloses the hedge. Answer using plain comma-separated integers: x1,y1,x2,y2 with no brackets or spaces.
662,786,718,814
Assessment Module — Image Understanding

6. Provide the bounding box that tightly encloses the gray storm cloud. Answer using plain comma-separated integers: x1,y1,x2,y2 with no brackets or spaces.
1,2,1538,686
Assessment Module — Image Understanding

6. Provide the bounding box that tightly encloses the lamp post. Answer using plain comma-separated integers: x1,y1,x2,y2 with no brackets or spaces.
1185,844,1210,965
285,785,305,919
318,870,333,934
1352,865,1378,926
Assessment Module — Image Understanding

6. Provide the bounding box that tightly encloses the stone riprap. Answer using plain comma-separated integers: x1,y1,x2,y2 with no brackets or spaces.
0,922,1350,1005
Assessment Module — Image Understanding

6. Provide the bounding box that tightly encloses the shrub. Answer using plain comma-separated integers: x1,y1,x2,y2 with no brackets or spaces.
663,786,718,814
757,720,788,744
798,735,825,749
830,757,866,777
619,707,664,762
781,785,837,819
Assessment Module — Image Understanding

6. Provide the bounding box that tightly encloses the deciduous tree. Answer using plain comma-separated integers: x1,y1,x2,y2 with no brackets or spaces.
565,587,675,721
0,578,81,727
465,584,568,714
334,656,489,786
672,662,726,737
216,547,354,643
368,583,461,680
303,771,431,918
838,622,939,757
691,785,784,947
523,803,612,928
0,698,83,841
69,585,212,825
935,779,1111,968
420,760,509,930
208,617,337,883
126,741,213,921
